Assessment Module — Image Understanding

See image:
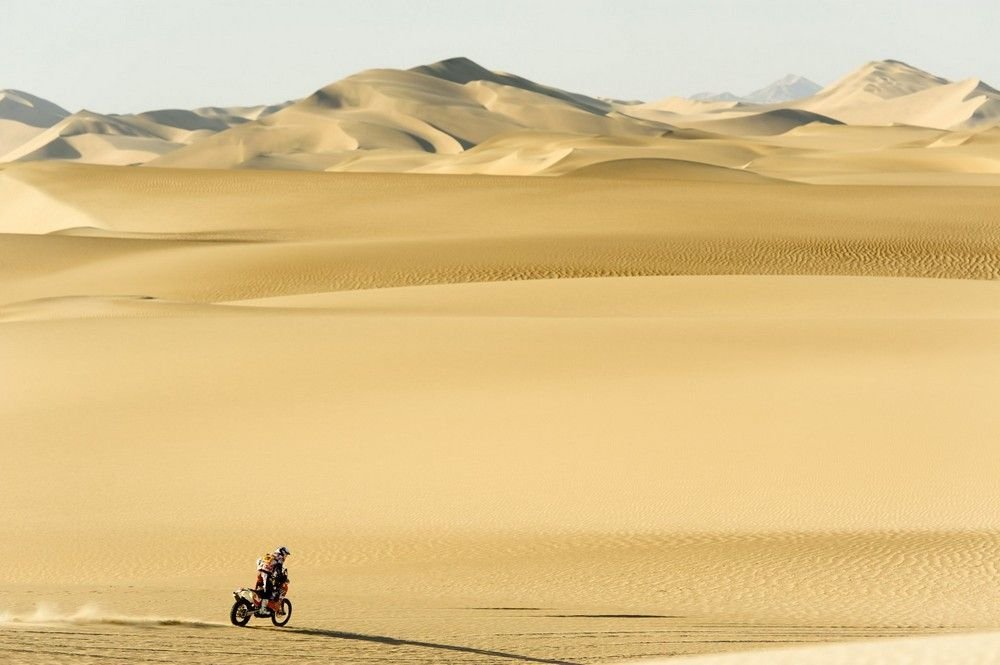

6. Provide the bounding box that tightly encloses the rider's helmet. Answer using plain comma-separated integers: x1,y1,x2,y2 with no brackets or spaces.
276,546,290,557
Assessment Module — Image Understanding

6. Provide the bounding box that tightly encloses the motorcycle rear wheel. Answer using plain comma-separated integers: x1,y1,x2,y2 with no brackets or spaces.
270,599,292,627
230,600,253,627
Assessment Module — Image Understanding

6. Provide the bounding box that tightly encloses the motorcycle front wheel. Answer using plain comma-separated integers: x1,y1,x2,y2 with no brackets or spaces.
230,600,253,627
270,599,292,627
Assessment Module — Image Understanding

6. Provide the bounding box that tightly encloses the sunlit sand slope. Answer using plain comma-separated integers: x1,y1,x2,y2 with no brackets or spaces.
2,161,1000,664
4,275,1000,536
0,163,998,309
3,275,1000,664
794,60,1000,130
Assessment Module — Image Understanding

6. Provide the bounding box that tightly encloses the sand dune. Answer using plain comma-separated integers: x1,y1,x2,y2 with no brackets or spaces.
563,158,775,182
0,89,70,155
0,97,63,162
0,119,47,158
0,96,288,166
147,59,671,170
2,166,999,541
2,110,176,163
633,96,741,116
3,59,1000,665
6,275,999,535
3,165,1000,317
794,60,1000,129
412,56,612,114
812,59,950,104
672,108,843,136
5,273,1000,553
0,89,69,127
4,59,1000,179
4,272,1000,662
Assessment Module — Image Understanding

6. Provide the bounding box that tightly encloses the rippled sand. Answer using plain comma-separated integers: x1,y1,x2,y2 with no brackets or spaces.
2,164,999,664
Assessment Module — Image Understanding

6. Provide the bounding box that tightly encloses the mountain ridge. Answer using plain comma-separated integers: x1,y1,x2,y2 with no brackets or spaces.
2,58,1000,170
692,74,821,104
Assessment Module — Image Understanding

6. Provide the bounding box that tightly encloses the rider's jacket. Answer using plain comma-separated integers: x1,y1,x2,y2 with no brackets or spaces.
257,553,276,574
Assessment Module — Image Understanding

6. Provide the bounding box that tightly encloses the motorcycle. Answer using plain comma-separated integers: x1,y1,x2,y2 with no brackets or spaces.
230,586,292,627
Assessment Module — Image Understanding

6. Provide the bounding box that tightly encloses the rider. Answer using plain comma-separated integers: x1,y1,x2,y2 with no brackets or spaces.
255,546,291,615
272,547,290,606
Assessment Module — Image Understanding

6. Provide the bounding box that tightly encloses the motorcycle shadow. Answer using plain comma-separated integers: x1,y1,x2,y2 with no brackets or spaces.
248,626,579,665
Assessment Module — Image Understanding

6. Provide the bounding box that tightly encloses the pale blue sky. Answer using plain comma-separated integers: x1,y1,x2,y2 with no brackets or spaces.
5,0,999,113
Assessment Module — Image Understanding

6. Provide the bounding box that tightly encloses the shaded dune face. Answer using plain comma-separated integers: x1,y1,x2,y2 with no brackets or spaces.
0,89,71,127
673,108,844,137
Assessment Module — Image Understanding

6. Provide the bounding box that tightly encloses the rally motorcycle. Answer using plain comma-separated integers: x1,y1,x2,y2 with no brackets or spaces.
230,585,292,627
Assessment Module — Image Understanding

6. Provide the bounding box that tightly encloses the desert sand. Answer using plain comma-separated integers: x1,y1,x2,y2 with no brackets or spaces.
2,58,1000,664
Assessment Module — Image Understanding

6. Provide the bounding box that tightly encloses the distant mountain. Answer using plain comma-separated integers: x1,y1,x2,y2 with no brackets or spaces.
690,91,742,103
691,75,820,104
744,75,821,104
